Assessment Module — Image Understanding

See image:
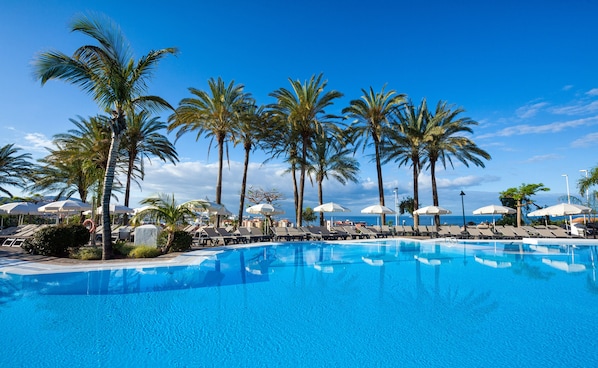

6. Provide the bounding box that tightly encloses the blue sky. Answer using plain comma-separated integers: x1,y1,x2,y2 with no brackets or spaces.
1,0,598,220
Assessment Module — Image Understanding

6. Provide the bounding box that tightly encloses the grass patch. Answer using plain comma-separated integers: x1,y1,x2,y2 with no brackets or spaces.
72,247,102,260
128,245,162,258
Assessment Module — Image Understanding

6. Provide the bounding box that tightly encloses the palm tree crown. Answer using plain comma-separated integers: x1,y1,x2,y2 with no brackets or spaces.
0,144,34,197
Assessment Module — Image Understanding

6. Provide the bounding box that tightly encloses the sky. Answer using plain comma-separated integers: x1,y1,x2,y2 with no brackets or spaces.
1,0,598,221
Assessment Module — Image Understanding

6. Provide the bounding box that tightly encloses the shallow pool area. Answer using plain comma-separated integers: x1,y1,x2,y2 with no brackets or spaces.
1,238,597,367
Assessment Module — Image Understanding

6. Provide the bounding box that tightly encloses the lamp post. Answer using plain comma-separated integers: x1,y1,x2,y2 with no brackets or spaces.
393,187,399,226
459,191,466,230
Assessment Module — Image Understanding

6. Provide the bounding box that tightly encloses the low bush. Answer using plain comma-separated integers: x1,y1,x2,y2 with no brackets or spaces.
129,246,162,258
22,224,90,257
113,242,135,257
157,230,193,252
73,247,102,260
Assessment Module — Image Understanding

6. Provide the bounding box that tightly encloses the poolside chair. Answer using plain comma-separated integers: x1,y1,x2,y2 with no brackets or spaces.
271,227,291,241
201,227,235,246
330,227,350,240
235,227,259,243
339,226,365,239
250,227,272,242
216,227,242,244
546,225,572,238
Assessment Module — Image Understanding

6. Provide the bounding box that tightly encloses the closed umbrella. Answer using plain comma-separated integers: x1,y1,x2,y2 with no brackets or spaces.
313,202,351,227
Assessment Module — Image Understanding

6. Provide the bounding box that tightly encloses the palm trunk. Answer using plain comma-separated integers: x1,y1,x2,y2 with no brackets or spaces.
430,159,440,226
291,163,299,225
162,231,174,254
216,136,225,227
413,161,420,230
238,146,250,229
298,138,308,226
318,179,324,226
374,142,386,225
101,132,122,260
123,152,135,225
516,200,522,227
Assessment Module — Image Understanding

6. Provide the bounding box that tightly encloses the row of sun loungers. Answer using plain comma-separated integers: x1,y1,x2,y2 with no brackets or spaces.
0,224,49,247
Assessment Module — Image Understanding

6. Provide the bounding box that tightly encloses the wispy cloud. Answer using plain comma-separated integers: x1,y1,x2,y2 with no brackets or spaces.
478,116,598,139
525,154,562,163
562,85,574,91
515,102,549,119
571,132,598,148
550,100,598,115
586,88,598,96
19,133,53,155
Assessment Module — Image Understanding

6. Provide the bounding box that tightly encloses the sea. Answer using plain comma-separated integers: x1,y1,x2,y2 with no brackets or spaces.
320,214,497,227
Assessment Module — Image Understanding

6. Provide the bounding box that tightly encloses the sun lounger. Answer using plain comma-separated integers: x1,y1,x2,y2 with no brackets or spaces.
338,226,365,239
271,227,291,241
289,227,309,240
250,227,272,242
201,227,236,246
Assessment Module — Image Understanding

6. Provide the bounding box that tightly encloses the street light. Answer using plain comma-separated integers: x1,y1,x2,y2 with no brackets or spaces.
393,187,399,226
460,191,466,230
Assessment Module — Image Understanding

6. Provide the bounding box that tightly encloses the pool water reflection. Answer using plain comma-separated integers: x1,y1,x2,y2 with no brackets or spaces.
1,239,597,367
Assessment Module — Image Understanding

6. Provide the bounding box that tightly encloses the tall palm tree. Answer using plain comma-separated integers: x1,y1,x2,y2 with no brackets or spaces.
34,13,177,259
121,110,178,211
424,101,491,225
269,74,342,225
382,98,430,229
131,194,203,254
342,86,405,225
308,129,360,225
233,101,267,227
0,144,34,197
168,77,247,211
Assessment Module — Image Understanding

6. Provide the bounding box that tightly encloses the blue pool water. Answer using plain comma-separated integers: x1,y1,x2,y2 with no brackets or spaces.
1,239,597,367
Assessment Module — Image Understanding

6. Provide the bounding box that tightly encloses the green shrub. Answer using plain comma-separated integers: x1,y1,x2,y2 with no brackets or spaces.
129,246,161,258
157,230,193,252
22,224,90,257
113,242,135,257
73,247,102,260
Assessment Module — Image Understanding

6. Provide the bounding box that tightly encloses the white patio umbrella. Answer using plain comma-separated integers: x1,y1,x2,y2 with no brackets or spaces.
528,203,591,230
472,204,516,227
38,199,91,213
413,205,452,215
313,202,351,227
360,204,396,214
0,202,42,226
247,203,276,215
361,204,395,226
38,199,92,224
527,203,590,217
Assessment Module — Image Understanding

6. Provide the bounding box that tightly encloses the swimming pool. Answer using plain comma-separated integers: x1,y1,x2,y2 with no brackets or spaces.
1,238,596,367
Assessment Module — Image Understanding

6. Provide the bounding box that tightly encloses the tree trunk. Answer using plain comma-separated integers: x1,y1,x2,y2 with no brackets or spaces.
374,140,386,225
516,200,522,227
216,136,225,227
413,161,420,230
430,159,440,226
298,138,308,226
162,231,174,254
238,147,250,229
101,132,122,260
318,179,324,226
291,163,299,226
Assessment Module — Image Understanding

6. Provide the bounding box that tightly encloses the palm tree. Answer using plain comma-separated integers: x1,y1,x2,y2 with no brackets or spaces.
131,194,202,254
233,101,267,228
383,98,430,229
269,74,342,225
342,86,405,225
423,101,491,225
0,144,34,197
121,110,178,211
308,129,360,225
500,183,550,226
33,13,177,259
168,77,247,213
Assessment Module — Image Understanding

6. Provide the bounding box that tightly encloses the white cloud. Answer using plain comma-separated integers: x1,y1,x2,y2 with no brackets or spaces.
562,85,574,91
21,133,53,155
515,102,549,119
586,88,598,96
571,132,598,148
525,154,562,163
478,115,598,139
550,100,598,115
